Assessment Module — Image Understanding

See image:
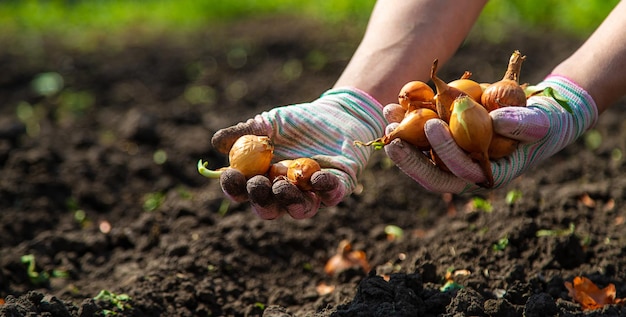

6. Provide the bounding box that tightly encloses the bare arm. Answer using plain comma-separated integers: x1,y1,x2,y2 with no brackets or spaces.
334,0,488,105
552,0,626,114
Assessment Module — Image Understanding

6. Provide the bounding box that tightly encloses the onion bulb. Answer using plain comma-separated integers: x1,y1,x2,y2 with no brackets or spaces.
287,158,321,191
268,159,293,181
354,108,438,150
448,72,483,102
449,95,494,187
398,80,436,112
324,240,370,276
198,135,274,179
488,134,519,160
431,59,467,123
481,50,527,111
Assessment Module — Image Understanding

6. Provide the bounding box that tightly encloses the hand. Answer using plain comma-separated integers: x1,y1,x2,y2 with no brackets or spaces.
383,76,599,194
210,88,385,219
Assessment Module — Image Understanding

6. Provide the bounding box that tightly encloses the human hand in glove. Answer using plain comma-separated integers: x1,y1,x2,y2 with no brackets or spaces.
383,76,598,194
208,88,385,220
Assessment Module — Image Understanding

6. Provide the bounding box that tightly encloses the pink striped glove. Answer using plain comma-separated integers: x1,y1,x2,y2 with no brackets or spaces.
210,88,385,219
384,76,598,193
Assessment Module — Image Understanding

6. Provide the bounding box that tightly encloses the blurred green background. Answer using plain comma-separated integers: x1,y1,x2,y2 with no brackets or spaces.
0,0,620,49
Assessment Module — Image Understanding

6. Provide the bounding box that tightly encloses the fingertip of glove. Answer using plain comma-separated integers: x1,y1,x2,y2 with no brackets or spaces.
385,122,399,135
211,128,238,154
490,106,550,142
311,170,346,207
211,118,269,153
310,170,339,192
383,103,405,123
424,119,451,144
384,138,410,160
272,179,320,219
251,205,285,220
287,191,321,220
220,168,249,202
247,174,273,195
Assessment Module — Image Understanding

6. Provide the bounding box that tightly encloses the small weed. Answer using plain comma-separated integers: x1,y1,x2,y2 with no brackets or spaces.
217,199,230,216
384,225,404,241
536,222,575,237
584,129,603,151
20,254,69,285
20,254,49,286
176,186,193,200
94,290,132,312
472,197,493,213
492,236,509,251
143,192,165,212
505,190,522,205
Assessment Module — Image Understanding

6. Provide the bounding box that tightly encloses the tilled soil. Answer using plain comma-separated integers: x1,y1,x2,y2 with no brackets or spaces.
1,16,626,317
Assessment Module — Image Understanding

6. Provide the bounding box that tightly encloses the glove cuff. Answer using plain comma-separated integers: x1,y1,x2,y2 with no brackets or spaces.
540,75,599,132
257,87,385,196
320,87,386,137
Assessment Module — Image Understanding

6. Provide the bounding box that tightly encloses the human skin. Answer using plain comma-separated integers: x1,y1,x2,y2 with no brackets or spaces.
334,0,488,105
335,0,626,113
551,0,626,114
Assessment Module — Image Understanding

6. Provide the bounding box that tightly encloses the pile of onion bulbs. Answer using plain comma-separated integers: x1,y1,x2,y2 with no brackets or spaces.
198,135,321,191
358,50,534,188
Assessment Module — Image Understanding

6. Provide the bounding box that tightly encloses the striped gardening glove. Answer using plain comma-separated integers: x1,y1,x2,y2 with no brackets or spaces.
208,88,385,219
383,75,598,194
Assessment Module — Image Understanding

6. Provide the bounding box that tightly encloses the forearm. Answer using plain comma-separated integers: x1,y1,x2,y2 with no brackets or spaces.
551,0,626,114
334,0,488,105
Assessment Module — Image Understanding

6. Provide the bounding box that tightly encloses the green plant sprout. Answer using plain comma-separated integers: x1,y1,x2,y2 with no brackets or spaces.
536,222,575,237
584,129,603,151
20,254,49,285
93,290,132,312
384,225,404,241
218,198,230,216
492,236,509,251
505,190,523,205
472,197,493,213
440,279,464,292
143,192,165,212
440,268,464,292
176,186,193,200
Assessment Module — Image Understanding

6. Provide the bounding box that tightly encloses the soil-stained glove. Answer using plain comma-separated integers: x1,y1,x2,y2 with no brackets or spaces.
384,75,598,193
211,88,385,219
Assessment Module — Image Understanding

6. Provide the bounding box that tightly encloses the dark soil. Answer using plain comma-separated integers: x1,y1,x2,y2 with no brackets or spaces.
2,16,626,317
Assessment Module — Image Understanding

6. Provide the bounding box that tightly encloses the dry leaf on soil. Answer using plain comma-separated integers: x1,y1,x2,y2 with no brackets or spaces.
565,276,625,311
323,240,370,276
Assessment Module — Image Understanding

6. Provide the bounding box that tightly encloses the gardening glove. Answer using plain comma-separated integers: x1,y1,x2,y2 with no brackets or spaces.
384,75,598,194
210,87,385,219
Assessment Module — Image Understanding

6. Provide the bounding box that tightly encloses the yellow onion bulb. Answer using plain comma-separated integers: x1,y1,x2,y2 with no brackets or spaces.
287,158,321,191
228,135,274,178
480,50,527,111
450,96,492,154
385,108,439,150
354,108,438,150
268,159,292,181
448,78,483,102
430,59,467,123
398,80,436,112
449,95,494,187
488,133,519,160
